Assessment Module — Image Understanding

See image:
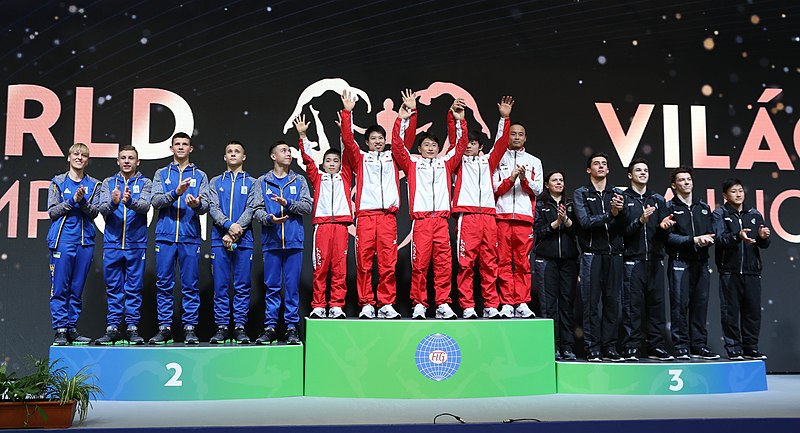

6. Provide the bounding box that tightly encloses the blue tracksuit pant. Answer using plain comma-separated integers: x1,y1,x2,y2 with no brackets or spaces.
103,248,146,327
211,246,253,327
155,241,201,326
263,248,302,328
50,243,94,329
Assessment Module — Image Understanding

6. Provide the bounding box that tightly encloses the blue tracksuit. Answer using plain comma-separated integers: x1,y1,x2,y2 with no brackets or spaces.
98,172,152,328
251,170,312,328
207,171,256,327
151,162,209,327
47,172,101,330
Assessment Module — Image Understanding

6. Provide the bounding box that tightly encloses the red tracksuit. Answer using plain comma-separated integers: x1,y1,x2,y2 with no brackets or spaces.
449,113,510,309
392,112,467,307
493,149,544,305
340,110,413,307
299,138,353,309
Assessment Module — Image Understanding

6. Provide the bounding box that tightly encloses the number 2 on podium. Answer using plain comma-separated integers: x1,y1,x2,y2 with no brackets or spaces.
165,362,183,387
668,369,684,391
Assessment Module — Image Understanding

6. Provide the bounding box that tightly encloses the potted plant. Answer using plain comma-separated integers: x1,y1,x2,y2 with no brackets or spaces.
0,357,101,428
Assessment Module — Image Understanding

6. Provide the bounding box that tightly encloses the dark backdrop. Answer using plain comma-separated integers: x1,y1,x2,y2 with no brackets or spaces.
1,0,799,372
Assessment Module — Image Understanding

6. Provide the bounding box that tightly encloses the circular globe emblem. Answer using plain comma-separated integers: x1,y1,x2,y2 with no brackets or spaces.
415,333,461,381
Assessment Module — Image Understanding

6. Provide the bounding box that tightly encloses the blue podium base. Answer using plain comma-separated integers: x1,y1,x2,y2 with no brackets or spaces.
50,343,304,401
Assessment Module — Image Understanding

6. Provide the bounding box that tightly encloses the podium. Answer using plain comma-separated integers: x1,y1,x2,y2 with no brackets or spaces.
49,344,304,401
556,359,768,394
304,318,557,398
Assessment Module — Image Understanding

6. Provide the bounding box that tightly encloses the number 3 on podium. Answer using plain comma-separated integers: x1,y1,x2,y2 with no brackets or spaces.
668,369,684,392
165,362,183,387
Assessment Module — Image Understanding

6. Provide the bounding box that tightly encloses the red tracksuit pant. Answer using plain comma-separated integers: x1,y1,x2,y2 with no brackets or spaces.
456,213,500,309
355,213,397,307
410,217,452,307
497,219,533,305
312,223,349,308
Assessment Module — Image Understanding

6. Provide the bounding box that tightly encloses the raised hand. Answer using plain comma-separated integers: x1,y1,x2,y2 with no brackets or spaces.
498,95,514,118
176,178,191,196
269,214,290,225
451,98,466,120
639,205,656,224
659,214,676,230
401,88,417,112
122,186,131,205
185,193,201,208
294,114,309,137
270,194,288,207
758,224,771,239
739,228,756,244
111,186,121,204
73,185,86,202
335,111,342,129
341,89,356,111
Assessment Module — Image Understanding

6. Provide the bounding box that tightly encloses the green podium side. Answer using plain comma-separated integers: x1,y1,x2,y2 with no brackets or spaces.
304,319,556,398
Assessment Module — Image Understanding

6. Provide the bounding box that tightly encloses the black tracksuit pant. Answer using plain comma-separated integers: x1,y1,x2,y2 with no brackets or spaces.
718,273,762,352
668,258,711,352
579,253,623,354
533,256,578,352
622,259,666,351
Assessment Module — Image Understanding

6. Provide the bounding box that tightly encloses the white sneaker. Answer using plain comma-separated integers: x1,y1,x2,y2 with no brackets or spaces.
483,307,500,319
462,307,478,319
328,306,346,319
515,302,535,318
435,303,457,320
498,304,515,318
309,307,326,318
378,304,401,319
358,304,376,319
412,303,427,320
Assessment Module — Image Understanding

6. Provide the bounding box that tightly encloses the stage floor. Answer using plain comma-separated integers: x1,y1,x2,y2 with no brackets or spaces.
73,375,800,428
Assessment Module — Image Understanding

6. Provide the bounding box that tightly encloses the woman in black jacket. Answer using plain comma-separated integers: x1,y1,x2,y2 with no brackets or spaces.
533,171,579,360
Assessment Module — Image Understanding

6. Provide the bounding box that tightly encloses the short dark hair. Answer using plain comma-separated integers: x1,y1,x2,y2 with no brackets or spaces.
722,178,743,193
627,157,649,174
416,132,440,148
323,148,341,159
364,124,386,140
226,140,245,153
510,121,527,133
586,152,609,168
468,130,484,147
172,132,191,143
670,166,693,184
118,144,138,156
268,140,288,155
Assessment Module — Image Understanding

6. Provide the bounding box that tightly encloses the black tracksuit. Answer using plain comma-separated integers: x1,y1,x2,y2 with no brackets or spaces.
712,203,770,353
573,183,626,355
533,194,579,352
621,188,669,353
664,196,714,353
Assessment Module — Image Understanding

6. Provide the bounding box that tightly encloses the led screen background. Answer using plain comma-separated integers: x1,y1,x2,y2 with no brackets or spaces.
1,0,799,372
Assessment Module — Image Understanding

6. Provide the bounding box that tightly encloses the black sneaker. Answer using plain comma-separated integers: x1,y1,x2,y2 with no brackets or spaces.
67,328,92,345
286,327,300,345
95,326,121,345
184,325,199,345
691,347,720,360
149,326,173,345
648,347,675,361
727,349,744,360
587,351,602,362
674,348,690,360
255,327,277,345
623,347,639,361
603,349,625,362
743,349,767,360
126,326,144,345
555,349,562,361
210,325,229,344
561,349,577,361
53,328,69,346
233,326,250,344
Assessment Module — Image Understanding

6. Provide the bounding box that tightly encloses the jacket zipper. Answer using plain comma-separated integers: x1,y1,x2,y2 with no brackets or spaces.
331,174,335,223
430,159,435,216
737,214,744,274
512,152,517,218
556,200,562,258
175,166,183,243
122,178,129,250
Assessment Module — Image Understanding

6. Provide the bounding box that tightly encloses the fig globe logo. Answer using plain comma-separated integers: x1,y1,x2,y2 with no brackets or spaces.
415,333,461,381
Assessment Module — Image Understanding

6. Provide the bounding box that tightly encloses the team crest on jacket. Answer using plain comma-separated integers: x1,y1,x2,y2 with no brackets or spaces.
751,218,756,225
701,209,708,214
